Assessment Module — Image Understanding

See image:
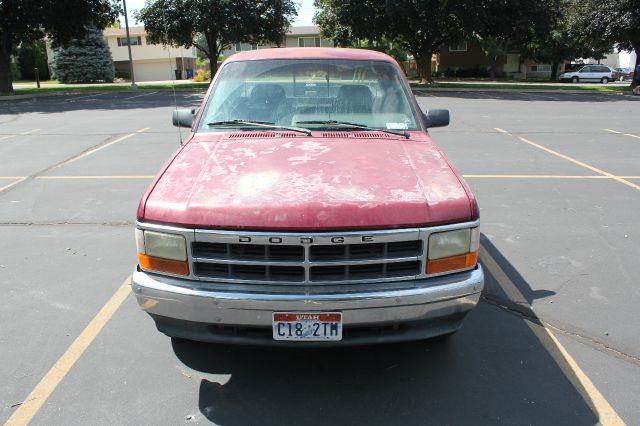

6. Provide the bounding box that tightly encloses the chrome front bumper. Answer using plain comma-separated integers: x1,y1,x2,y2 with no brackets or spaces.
132,265,484,343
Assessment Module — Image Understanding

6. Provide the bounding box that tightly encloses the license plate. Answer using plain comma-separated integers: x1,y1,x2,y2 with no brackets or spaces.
272,312,342,341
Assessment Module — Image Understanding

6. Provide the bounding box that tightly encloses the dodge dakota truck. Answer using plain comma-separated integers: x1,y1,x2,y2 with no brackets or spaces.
133,48,484,346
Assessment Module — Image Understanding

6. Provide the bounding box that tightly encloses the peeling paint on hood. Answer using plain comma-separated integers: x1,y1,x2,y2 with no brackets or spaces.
141,133,473,230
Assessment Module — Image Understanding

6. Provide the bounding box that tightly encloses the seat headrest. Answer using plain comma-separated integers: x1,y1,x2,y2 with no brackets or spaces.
251,84,286,104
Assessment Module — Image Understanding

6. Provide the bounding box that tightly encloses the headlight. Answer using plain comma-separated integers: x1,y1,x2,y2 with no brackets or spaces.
136,229,189,275
426,227,479,274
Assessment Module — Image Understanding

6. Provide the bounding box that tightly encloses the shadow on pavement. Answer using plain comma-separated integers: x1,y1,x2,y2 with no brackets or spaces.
171,237,600,425
0,91,204,115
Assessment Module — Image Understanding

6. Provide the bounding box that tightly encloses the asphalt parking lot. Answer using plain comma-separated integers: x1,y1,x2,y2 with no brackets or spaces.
1,89,639,425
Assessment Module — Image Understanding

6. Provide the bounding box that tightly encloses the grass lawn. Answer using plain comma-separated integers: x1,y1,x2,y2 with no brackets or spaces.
410,81,632,92
2,81,210,96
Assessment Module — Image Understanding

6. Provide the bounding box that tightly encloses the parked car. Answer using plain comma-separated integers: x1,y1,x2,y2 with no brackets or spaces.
563,63,584,74
614,67,635,81
132,48,484,346
558,65,617,83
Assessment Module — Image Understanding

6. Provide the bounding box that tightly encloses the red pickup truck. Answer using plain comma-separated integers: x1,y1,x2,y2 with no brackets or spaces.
132,48,484,346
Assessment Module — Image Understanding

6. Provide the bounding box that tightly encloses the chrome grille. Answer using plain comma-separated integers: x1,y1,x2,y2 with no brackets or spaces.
193,242,304,262
194,263,305,282
190,229,424,285
309,241,421,261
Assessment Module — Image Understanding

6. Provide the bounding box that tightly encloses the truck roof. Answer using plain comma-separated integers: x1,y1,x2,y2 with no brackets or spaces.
225,47,395,62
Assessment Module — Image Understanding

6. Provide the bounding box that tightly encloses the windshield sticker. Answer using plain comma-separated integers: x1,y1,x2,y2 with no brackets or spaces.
386,122,409,130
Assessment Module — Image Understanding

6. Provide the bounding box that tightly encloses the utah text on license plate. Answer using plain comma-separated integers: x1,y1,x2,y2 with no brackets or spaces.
272,312,343,341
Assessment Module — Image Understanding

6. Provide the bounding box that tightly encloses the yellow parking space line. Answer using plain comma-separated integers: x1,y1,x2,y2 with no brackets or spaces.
0,129,41,141
53,127,150,168
464,174,608,179
463,175,640,179
21,129,41,135
36,175,154,180
0,176,26,180
604,128,640,139
125,91,158,100
0,178,27,192
516,136,640,191
480,246,625,425
5,276,132,426
493,129,639,191
69,92,106,101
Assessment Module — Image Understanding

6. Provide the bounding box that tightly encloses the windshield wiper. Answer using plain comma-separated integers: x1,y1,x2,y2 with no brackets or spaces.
207,120,312,136
295,120,409,139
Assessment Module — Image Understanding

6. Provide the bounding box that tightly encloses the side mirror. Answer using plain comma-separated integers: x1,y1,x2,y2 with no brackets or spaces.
172,108,197,128
422,108,450,128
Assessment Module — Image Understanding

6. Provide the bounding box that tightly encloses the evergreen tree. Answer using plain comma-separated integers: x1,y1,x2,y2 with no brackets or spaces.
0,0,119,93
51,27,115,83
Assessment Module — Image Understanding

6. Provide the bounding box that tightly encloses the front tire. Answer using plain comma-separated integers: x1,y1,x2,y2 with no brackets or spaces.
571,76,579,83
601,77,609,84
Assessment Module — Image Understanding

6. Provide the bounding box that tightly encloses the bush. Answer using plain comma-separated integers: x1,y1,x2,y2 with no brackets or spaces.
17,40,50,80
114,69,131,80
51,26,114,83
192,69,211,82
455,68,490,78
442,67,495,78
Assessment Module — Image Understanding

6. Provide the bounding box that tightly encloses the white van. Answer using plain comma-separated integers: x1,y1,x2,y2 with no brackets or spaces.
558,65,616,83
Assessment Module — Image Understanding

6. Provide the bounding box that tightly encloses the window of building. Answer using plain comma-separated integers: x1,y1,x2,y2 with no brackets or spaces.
235,43,258,51
298,37,321,47
117,36,142,46
449,42,467,52
530,64,551,72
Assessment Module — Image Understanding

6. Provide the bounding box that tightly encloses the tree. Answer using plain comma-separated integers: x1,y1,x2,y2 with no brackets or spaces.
17,40,50,81
472,0,549,79
314,0,386,47
0,0,120,93
570,0,640,87
519,0,611,80
136,0,297,77
50,27,115,83
314,0,474,83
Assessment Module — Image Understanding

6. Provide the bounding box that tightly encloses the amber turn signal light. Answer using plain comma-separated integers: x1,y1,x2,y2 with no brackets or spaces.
426,252,478,274
138,253,189,276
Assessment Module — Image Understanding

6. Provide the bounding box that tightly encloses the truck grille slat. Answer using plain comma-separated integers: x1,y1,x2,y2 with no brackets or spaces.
191,231,424,285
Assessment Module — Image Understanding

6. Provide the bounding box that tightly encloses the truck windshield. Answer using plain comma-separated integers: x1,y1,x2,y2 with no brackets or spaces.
199,59,421,132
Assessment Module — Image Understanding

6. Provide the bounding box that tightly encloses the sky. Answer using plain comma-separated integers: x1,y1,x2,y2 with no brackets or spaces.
122,0,316,26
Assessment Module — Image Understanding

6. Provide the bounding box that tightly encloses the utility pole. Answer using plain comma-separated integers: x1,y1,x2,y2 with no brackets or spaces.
122,0,136,89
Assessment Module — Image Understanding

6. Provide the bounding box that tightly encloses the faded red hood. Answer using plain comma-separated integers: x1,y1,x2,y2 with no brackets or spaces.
140,133,474,230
